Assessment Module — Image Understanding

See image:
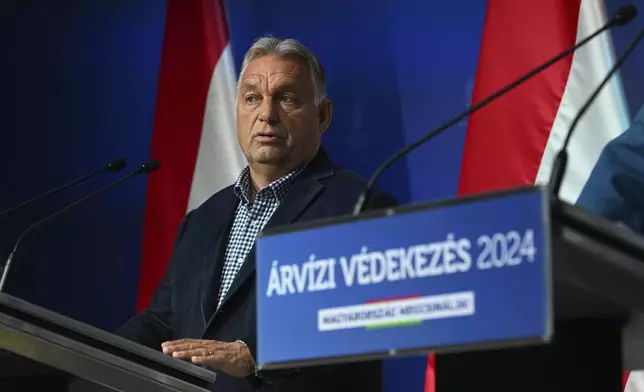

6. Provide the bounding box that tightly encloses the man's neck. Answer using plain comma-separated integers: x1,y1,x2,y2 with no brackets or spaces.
248,163,295,192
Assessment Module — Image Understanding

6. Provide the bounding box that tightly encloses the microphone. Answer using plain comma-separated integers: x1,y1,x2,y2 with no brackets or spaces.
352,4,637,216
549,27,644,200
0,159,160,293
0,157,127,217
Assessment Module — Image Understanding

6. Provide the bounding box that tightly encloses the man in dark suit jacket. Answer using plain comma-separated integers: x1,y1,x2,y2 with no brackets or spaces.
118,36,396,392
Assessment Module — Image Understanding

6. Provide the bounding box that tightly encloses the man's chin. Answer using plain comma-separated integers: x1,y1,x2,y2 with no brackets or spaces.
250,144,289,162
252,152,288,165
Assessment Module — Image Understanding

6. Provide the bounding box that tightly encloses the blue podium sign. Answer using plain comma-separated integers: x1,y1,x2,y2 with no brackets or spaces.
255,187,551,369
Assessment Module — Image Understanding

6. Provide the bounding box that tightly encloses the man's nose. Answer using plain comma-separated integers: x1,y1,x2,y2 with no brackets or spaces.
259,99,279,125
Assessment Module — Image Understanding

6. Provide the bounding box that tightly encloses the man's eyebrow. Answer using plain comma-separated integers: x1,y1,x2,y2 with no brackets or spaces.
239,82,258,91
274,81,299,91
240,79,302,94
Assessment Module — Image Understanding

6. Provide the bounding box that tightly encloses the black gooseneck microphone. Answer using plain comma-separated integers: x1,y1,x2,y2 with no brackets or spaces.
0,157,127,217
549,27,644,200
0,160,160,293
352,4,637,216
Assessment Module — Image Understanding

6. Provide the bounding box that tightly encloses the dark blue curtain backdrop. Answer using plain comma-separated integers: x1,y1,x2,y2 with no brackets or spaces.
0,0,167,331
1,1,644,391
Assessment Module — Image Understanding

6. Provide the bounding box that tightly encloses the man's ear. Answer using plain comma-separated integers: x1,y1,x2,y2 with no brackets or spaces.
318,99,333,134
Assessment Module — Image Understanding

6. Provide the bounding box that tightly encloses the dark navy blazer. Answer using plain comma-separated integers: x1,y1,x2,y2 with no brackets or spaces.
118,148,398,392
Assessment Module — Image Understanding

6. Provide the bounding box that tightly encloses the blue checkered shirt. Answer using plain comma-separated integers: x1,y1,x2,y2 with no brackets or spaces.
216,166,303,308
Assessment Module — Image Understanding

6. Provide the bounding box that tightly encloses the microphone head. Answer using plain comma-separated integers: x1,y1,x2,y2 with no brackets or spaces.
139,159,161,174
105,158,127,172
612,4,637,26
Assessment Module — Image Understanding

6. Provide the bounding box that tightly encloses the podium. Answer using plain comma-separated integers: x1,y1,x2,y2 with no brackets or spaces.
434,194,644,392
253,186,644,392
0,293,217,391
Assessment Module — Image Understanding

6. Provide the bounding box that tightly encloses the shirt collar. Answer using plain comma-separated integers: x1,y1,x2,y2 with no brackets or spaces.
233,166,304,205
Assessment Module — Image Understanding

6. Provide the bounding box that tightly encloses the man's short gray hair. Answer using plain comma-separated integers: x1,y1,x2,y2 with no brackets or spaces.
238,36,327,105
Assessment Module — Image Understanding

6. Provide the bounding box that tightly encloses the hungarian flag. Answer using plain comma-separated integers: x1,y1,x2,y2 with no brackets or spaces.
425,0,635,391
135,0,245,312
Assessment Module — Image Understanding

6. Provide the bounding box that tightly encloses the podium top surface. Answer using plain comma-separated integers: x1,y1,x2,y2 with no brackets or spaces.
552,200,644,316
0,292,217,385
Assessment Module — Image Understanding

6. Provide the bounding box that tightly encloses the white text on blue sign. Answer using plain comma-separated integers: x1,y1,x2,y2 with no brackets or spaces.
265,229,537,298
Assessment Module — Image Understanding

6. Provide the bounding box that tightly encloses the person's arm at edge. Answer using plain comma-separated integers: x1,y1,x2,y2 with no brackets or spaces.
576,105,644,233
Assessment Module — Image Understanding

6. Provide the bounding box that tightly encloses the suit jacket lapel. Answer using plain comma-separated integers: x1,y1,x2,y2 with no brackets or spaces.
210,148,335,318
199,189,239,325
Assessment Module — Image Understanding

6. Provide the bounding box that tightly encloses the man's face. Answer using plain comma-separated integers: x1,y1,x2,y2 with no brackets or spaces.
236,55,330,168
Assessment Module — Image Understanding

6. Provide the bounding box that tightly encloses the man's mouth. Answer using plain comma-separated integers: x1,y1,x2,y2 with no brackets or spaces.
255,132,282,142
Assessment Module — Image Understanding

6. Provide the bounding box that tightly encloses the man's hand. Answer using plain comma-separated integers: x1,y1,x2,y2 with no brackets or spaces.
161,339,255,377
